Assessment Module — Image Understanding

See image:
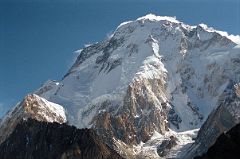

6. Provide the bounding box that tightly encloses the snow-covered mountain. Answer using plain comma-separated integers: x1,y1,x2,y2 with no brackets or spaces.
1,14,240,158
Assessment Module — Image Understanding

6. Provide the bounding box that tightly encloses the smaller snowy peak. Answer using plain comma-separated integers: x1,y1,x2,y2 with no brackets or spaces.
0,94,67,144
22,94,67,123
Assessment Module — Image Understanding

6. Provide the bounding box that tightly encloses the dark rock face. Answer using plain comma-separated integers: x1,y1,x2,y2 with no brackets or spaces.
195,123,240,159
0,119,124,159
191,82,240,157
157,136,178,157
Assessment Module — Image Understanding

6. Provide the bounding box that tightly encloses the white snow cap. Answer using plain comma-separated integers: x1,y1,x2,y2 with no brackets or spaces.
118,14,240,45
117,14,179,30
137,14,179,23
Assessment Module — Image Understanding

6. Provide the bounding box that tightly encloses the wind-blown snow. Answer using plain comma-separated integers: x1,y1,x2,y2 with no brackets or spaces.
137,14,179,24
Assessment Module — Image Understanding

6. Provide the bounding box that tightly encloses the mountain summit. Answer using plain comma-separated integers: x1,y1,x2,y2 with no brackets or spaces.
1,14,240,158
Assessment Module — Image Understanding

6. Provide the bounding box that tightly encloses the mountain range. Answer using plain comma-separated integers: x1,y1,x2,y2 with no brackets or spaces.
0,14,240,159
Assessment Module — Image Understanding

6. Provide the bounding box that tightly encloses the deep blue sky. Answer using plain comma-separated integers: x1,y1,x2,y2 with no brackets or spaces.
0,0,239,117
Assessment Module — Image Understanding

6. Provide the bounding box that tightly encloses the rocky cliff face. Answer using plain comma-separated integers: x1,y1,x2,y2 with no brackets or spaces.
187,81,240,157
92,73,169,146
0,118,124,159
195,123,240,159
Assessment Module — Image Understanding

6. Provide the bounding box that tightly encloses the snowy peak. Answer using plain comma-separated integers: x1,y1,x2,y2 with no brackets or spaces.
69,14,239,76
38,14,240,132
116,14,239,46
116,14,179,29
21,94,67,123
0,94,66,144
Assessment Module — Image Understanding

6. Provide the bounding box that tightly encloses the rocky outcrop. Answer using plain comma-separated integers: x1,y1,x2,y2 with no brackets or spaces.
195,123,240,159
234,83,240,97
0,118,124,159
92,77,169,146
157,136,178,157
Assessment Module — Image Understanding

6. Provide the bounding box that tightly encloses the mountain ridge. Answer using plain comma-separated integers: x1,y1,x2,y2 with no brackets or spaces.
0,118,124,159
